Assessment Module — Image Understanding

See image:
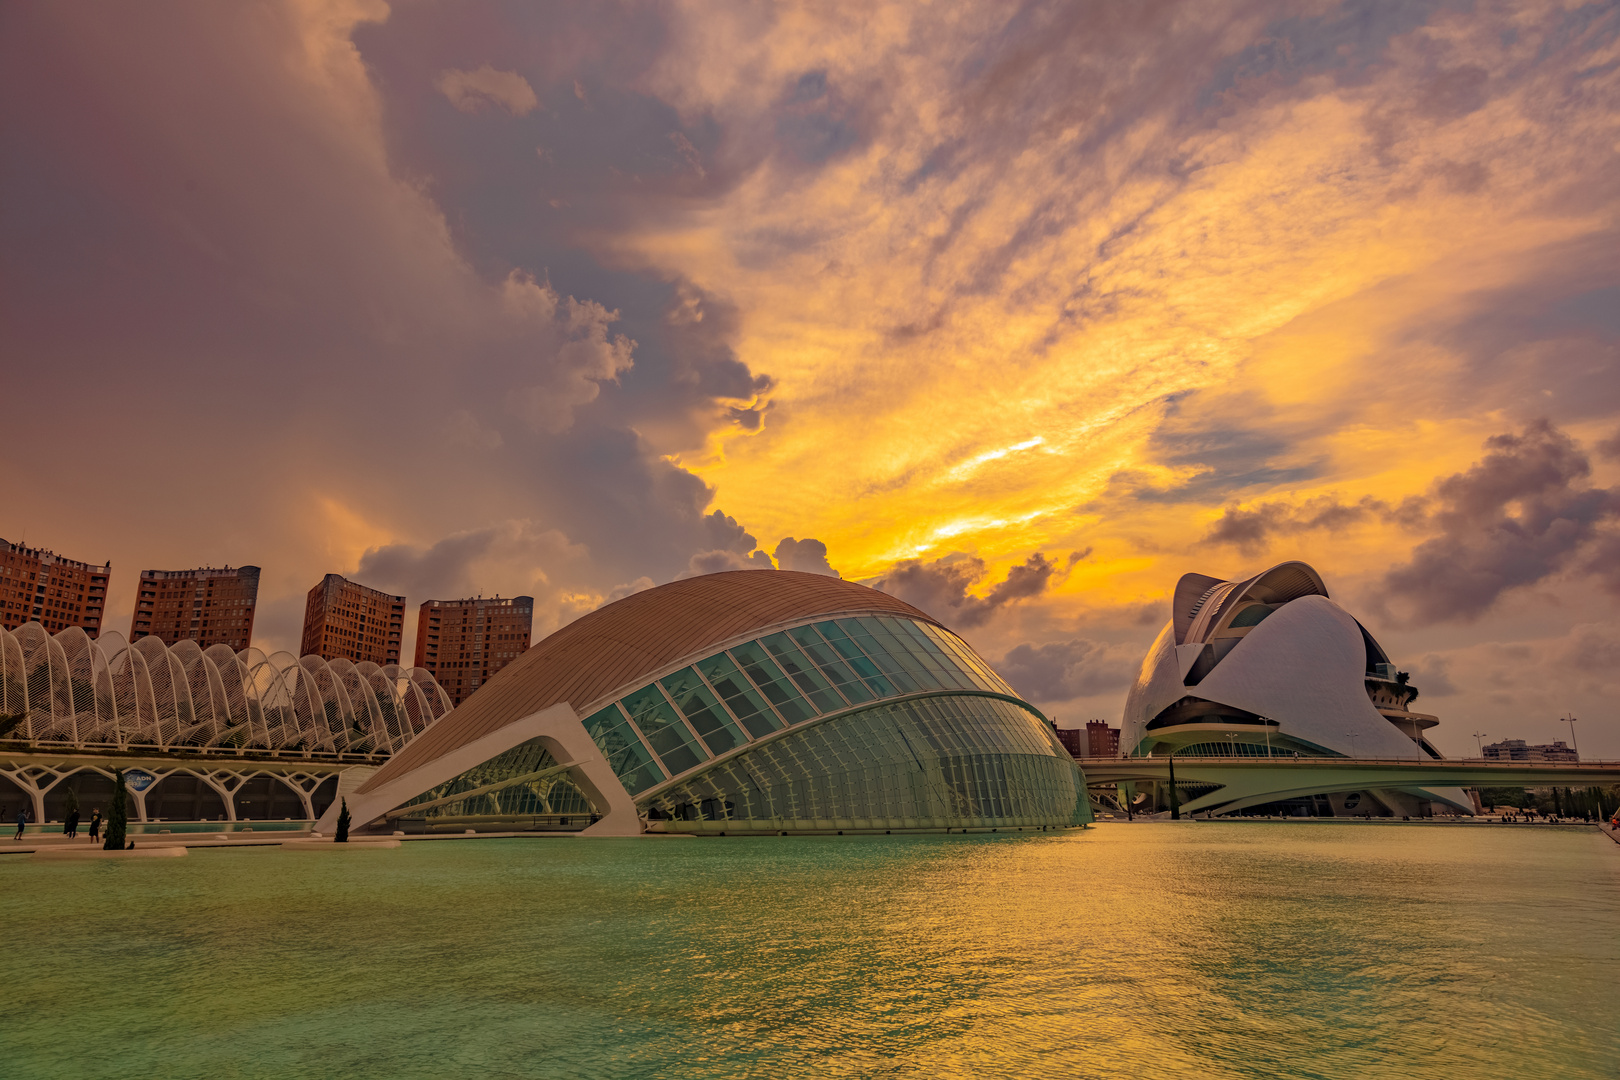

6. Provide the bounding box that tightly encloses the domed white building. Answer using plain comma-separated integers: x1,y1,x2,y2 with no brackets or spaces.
1121,561,1473,816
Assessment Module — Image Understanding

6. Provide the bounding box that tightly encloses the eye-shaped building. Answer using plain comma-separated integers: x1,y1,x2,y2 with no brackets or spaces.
1121,561,1473,816
329,570,1090,836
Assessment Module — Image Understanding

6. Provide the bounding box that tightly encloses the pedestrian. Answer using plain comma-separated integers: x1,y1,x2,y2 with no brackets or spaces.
14,807,27,840
64,807,80,839
87,809,102,842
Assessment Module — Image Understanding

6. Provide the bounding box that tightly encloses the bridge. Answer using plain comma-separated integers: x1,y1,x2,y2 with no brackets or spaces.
1074,756,1620,816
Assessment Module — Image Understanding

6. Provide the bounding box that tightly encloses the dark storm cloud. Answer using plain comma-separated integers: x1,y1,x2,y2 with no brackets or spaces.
998,638,1139,705
871,552,1067,627
1382,421,1620,625
0,1,786,647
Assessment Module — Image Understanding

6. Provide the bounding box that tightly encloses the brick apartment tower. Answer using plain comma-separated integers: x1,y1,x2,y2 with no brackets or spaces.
130,565,260,650
301,574,405,666
1086,720,1121,757
0,538,111,638
414,595,534,706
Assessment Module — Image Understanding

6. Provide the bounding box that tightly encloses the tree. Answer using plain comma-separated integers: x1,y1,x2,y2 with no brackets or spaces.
335,797,351,843
104,769,128,850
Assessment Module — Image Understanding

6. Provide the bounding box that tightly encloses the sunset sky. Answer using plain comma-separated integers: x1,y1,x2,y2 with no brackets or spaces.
4,1,1618,755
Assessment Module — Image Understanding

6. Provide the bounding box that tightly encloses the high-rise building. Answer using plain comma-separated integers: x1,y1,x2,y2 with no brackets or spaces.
130,565,260,650
301,574,405,666
0,538,111,638
414,595,534,706
1086,720,1121,757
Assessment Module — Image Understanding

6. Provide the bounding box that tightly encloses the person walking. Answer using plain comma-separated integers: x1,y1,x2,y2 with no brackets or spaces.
64,807,80,839
87,809,102,843
14,807,28,840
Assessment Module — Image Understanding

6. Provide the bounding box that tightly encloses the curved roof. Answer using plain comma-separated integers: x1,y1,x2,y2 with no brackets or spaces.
358,570,938,794
1178,561,1328,645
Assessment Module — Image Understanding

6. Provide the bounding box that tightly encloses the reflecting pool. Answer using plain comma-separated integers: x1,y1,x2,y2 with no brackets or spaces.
3,822,1616,1078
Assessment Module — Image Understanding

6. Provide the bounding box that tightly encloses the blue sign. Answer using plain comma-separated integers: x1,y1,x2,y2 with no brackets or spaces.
124,769,156,792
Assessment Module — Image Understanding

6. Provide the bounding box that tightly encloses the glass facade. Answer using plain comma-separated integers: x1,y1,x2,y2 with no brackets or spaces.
581,615,1029,797
393,736,594,831
646,694,1085,832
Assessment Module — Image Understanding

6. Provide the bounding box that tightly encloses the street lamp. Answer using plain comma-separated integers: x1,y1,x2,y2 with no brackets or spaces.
1472,731,1487,759
1345,731,1361,758
1560,715,1579,758
1225,732,1240,758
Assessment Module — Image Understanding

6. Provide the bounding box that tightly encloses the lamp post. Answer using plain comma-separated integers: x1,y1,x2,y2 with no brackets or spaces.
1560,715,1579,758
1472,731,1487,758
1225,732,1240,758
1345,731,1361,759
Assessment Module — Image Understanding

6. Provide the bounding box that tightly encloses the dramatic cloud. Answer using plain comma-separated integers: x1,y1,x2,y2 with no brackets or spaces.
5,2,1620,752
1382,422,1620,625
773,537,839,577
1203,495,1398,555
872,553,1064,627
435,65,539,116
998,638,1140,706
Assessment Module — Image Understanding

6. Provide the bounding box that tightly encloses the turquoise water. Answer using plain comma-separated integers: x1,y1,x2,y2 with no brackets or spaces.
3,823,1615,1079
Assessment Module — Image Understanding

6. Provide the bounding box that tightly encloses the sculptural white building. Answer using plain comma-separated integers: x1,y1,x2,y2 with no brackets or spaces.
1121,561,1473,816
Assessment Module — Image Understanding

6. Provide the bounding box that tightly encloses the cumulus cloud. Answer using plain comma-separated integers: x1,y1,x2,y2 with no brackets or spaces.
435,64,539,116
1381,421,1620,625
501,274,636,434
998,638,1139,704
675,509,776,578
1404,654,1460,698
357,521,584,604
773,537,839,577
872,552,1064,627
1203,495,1399,554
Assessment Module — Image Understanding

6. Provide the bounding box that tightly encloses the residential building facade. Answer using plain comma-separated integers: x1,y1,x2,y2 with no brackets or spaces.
414,595,534,706
0,538,110,638
301,574,405,666
130,565,260,650
1481,739,1579,763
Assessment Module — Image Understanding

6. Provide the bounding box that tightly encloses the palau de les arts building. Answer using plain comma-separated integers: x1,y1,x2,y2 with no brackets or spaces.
1122,561,1474,817
327,571,1093,836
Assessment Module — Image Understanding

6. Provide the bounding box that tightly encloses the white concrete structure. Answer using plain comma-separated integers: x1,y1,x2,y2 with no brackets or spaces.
1121,562,1473,816
0,620,451,755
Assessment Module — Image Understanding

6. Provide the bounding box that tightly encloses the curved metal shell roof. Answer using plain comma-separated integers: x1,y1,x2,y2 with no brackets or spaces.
358,570,938,794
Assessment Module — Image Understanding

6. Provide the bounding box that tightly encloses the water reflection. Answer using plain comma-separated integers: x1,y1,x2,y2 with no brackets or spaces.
3,823,1614,1078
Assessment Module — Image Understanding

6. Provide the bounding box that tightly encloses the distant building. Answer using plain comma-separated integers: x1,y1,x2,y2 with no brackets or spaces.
1122,560,1473,817
1054,726,1084,756
1482,739,1578,763
0,538,110,638
415,595,534,706
301,574,404,666
1086,720,1121,757
131,565,260,650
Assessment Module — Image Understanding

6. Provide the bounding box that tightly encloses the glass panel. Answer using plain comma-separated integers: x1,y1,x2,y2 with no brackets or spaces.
581,703,665,795
621,684,708,777
813,621,895,697
888,618,976,689
837,618,923,693
640,693,1087,830
728,642,817,724
786,625,875,704
760,633,847,712
694,652,783,739
660,667,747,755
918,622,1011,694
865,618,946,690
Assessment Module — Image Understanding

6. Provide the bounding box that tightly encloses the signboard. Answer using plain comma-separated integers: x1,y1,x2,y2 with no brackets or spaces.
123,769,156,793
